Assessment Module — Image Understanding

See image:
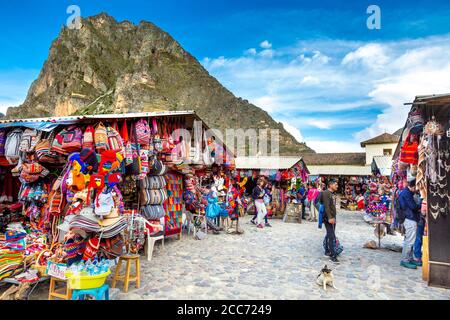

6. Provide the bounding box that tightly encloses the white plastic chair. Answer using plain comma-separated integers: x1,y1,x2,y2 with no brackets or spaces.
133,216,165,261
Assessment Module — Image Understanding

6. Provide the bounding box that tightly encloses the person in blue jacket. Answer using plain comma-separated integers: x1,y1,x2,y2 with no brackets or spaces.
398,179,421,269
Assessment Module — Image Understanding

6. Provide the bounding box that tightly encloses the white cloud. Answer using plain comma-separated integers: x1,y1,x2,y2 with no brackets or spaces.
260,40,272,49
342,43,389,68
202,34,450,151
307,119,332,129
280,121,303,142
305,140,364,153
300,75,320,86
244,48,257,56
259,49,274,58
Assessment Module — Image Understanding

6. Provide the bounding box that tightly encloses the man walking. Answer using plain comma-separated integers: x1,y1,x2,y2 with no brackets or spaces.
297,183,307,220
399,180,422,269
320,179,340,264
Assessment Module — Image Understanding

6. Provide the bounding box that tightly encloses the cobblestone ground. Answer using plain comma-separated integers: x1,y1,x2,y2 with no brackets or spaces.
27,210,449,300
116,210,449,300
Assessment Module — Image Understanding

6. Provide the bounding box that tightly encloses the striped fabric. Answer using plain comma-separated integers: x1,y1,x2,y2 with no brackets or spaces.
164,173,184,234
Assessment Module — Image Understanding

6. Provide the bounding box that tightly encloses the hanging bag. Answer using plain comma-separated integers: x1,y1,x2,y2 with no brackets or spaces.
399,133,419,165
152,118,163,152
82,125,95,149
106,124,125,155
135,119,151,146
4,128,23,164
19,128,42,153
127,122,141,176
61,125,83,153
0,129,6,156
94,122,109,153
35,131,64,164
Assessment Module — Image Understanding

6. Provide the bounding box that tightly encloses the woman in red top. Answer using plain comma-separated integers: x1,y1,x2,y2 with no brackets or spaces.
307,182,320,222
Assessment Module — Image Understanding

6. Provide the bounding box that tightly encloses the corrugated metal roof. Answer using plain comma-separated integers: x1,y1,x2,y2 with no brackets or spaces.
307,165,371,176
235,156,303,170
0,111,197,124
301,153,366,166
372,156,393,176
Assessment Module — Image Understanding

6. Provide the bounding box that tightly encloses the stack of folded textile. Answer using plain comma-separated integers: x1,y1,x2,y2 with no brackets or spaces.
139,175,167,221
0,249,24,280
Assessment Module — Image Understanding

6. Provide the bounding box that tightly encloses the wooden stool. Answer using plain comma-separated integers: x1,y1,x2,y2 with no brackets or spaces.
48,277,72,300
111,255,140,293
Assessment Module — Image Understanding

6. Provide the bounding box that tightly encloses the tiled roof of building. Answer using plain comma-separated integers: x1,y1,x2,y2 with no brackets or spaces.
360,132,400,147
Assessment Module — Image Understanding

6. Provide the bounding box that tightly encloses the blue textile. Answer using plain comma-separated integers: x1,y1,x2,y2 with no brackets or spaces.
205,195,221,219
414,218,425,260
399,188,420,222
318,204,325,229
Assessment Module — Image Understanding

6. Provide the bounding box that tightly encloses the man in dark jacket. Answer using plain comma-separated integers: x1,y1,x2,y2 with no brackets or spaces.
399,179,421,269
320,179,339,264
297,184,307,219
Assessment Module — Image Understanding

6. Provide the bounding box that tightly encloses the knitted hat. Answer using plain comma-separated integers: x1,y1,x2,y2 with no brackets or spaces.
80,148,98,173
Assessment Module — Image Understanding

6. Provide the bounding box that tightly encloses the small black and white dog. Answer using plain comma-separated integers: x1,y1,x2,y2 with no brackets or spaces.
316,265,337,291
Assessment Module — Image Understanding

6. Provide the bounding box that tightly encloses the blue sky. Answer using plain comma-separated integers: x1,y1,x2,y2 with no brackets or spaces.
1,0,450,152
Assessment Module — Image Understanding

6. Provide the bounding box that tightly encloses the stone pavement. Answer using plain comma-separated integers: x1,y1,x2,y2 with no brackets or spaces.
116,210,449,300
26,210,449,300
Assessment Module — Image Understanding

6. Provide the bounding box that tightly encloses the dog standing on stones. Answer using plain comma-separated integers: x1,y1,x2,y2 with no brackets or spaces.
316,265,338,291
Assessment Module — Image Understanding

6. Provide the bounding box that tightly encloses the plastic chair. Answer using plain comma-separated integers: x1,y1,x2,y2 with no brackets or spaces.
134,216,165,261
71,284,109,300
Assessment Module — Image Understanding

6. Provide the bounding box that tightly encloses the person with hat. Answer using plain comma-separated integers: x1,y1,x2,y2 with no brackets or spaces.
398,179,422,269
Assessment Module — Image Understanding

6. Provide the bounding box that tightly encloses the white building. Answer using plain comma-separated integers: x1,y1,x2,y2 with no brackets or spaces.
360,132,400,176
301,131,400,177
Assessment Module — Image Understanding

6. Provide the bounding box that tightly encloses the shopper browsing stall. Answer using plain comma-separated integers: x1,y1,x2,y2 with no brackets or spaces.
398,179,422,269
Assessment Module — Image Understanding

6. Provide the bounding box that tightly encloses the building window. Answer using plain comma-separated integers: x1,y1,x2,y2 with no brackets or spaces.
383,148,392,156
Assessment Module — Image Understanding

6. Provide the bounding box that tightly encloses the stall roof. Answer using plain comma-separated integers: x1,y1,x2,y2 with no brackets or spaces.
301,153,366,166
0,110,235,157
235,156,307,171
372,156,393,176
0,110,197,126
307,165,371,176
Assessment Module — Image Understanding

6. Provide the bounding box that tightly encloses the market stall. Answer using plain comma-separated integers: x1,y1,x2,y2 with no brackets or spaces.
234,156,309,218
0,110,235,298
392,94,450,289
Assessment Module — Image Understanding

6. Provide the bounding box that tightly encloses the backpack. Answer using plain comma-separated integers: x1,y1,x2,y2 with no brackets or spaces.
19,129,42,153
52,126,82,155
0,129,7,156
61,126,83,153
106,125,124,153
35,132,64,164
135,119,151,146
94,122,109,153
4,129,23,164
395,194,406,224
82,125,95,149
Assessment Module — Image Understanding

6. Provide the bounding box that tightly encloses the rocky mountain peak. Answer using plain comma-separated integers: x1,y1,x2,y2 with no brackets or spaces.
6,13,313,155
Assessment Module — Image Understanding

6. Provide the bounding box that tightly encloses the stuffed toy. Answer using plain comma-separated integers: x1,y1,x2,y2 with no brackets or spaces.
98,150,123,175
